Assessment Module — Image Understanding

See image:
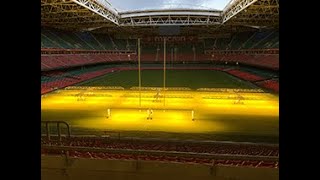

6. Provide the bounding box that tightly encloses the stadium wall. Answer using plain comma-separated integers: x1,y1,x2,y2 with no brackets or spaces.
41,156,278,180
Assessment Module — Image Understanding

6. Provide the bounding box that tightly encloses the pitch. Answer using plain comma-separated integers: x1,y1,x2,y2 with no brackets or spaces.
41,70,278,143
76,69,256,89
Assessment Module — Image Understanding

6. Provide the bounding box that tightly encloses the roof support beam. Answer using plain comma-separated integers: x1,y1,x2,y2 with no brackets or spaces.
71,0,119,25
120,15,221,26
222,0,258,23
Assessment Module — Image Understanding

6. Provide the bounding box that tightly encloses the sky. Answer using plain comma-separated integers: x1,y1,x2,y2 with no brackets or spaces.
107,0,231,12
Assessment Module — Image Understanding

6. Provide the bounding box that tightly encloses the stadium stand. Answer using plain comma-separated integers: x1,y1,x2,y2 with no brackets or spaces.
42,28,278,52
42,137,279,156
41,53,132,71
209,54,279,70
41,28,278,71
255,80,279,92
41,66,117,94
222,68,279,92
224,69,266,82
41,137,278,168
41,149,278,168
203,30,279,50
41,28,135,51
41,0,279,179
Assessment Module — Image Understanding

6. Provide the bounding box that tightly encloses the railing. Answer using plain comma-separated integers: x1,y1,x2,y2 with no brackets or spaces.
41,121,71,141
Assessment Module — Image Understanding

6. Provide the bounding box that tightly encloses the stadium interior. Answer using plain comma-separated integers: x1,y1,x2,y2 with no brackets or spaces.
41,0,279,179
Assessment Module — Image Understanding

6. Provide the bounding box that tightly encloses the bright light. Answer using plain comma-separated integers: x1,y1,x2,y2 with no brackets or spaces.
42,88,278,134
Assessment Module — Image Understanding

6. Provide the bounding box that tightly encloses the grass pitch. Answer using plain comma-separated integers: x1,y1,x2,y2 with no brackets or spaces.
41,70,278,143
77,70,256,89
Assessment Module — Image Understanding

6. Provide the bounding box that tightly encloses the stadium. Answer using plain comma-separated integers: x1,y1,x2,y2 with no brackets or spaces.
41,0,279,179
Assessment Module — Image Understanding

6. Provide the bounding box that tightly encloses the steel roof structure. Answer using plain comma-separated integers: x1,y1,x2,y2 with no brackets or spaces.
41,0,278,35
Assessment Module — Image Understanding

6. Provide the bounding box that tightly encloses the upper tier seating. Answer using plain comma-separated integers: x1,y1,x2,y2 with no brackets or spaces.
41,28,136,50
42,28,278,51
204,30,278,50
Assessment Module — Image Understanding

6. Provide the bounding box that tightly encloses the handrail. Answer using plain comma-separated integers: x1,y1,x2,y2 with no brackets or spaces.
41,121,71,141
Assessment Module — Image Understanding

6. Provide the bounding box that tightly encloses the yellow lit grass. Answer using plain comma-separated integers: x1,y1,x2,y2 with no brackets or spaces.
41,89,278,134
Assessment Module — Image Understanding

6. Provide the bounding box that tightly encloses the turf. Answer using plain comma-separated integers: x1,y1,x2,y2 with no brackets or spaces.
41,109,278,143
42,69,278,143
76,70,257,89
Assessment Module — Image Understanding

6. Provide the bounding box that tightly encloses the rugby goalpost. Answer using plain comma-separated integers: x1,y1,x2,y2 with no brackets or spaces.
103,38,193,120
137,38,167,109
135,38,195,120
